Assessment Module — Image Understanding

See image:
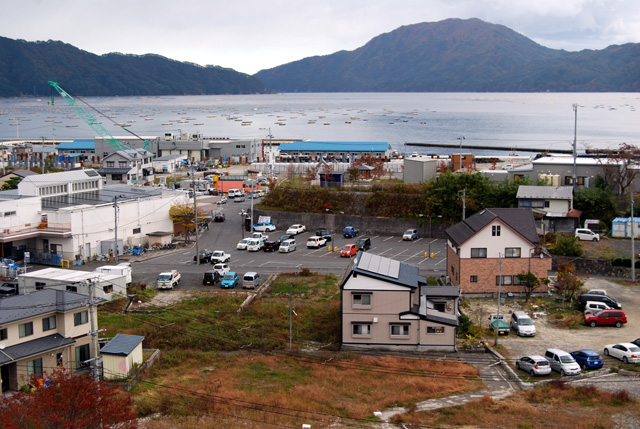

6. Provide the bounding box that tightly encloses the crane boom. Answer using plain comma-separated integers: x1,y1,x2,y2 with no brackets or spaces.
48,81,131,152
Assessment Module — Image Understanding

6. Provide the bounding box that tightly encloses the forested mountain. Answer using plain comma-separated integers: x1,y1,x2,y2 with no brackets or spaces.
254,18,640,92
0,37,269,97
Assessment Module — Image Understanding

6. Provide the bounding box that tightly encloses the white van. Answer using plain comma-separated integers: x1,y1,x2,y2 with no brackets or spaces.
510,311,536,337
227,189,244,198
279,239,296,253
243,272,261,289
545,349,581,376
575,228,599,242
246,238,263,252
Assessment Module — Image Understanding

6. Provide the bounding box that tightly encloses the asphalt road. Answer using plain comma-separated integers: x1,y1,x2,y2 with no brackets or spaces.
126,195,447,289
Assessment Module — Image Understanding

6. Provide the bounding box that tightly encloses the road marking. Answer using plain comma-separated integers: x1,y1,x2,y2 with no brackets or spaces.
383,236,395,241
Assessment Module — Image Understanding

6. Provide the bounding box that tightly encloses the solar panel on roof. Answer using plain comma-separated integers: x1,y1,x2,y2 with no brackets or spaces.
356,252,400,279
85,170,99,177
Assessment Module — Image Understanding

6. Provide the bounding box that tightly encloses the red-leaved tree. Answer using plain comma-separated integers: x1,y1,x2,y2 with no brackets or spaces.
0,369,138,429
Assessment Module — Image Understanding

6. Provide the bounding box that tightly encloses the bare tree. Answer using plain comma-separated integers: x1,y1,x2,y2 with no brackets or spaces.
597,143,640,196
305,165,319,185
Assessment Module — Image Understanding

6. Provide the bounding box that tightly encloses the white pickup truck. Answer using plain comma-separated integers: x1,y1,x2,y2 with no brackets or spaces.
210,250,231,264
157,270,181,290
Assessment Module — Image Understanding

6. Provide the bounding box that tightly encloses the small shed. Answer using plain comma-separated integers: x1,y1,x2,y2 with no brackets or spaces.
612,218,640,238
146,231,174,246
100,334,145,380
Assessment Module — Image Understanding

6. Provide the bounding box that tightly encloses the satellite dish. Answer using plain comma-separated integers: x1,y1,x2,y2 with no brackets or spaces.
0,343,6,350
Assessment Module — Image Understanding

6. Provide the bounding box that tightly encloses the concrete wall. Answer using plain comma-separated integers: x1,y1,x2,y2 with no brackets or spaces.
253,208,448,239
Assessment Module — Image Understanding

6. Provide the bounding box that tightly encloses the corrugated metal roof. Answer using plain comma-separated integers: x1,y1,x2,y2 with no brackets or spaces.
516,185,573,200
56,140,95,150
279,141,390,152
19,169,101,185
100,333,144,356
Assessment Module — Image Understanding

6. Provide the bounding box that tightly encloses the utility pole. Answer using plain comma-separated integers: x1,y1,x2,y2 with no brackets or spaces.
87,278,103,379
632,193,636,281
113,196,119,263
458,189,466,220
572,103,578,191
457,136,465,171
289,283,293,352
496,254,503,346
192,165,200,265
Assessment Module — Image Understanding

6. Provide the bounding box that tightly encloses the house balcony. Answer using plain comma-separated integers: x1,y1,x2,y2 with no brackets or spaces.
0,222,72,242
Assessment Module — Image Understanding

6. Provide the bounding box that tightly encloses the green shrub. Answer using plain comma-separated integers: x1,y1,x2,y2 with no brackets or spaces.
550,235,584,257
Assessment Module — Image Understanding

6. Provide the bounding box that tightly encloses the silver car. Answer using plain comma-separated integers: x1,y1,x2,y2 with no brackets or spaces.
515,355,552,377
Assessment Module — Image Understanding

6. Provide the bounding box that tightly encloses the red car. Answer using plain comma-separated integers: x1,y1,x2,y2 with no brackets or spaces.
340,243,358,257
584,309,627,328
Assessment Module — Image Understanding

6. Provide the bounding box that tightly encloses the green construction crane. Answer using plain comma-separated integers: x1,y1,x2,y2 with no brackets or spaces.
48,81,150,151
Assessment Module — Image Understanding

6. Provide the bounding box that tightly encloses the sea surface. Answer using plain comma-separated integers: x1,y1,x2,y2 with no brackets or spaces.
0,93,637,156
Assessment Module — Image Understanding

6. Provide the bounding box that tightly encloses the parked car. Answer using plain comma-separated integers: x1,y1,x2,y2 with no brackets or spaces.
251,232,269,241
403,229,419,241
221,272,239,289
218,196,228,204
577,293,622,311
343,226,359,238
207,188,219,196
544,349,581,376
263,240,280,252
193,249,213,263
490,319,509,335
253,222,276,232
586,289,607,296
570,350,604,370
632,338,640,348
279,239,296,253
575,228,599,241
234,195,246,203
307,236,327,248
603,343,640,363
584,309,627,327
515,355,552,377
203,270,220,286
213,212,225,222
212,263,230,276
210,250,231,264
157,270,181,290
340,244,358,258
237,238,250,250
246,238,264,252
286,224,306,235
356,237,371,251
315,228,332,242
584,301,613,314
510,311,536,337
279,234,295,243
242,272,261,289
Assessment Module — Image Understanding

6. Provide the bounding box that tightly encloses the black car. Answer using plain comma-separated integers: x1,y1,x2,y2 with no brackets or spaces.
193,249,213,263
356,237,371,251
213,212,225,222
263,240,280,252
577,293,622,311
632,338,640,348
279,234,295,243
203,270,220,285
315,228,332,242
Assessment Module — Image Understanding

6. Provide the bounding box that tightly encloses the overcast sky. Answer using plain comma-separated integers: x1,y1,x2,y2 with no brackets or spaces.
2,0,639,75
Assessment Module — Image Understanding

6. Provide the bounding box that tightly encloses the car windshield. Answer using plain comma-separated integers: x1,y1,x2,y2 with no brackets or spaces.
519,318,533,326
342,246,353,251
537,361,549,366
593,310,603,317
404,230,413,235
213,252,223,256
223,274,234,280
239,239,248,244
560,356,575,363
630,346,640,352
158,274,171,281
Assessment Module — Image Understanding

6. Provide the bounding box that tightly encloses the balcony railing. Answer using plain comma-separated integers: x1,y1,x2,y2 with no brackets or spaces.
0,222,72,239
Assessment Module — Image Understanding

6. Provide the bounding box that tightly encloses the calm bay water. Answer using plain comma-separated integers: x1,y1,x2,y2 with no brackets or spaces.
0,92,637,156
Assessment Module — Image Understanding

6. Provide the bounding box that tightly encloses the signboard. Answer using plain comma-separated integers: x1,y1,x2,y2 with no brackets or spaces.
258,216,271,224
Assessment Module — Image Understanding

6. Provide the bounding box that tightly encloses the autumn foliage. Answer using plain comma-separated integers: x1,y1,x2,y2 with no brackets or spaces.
0,369,137,429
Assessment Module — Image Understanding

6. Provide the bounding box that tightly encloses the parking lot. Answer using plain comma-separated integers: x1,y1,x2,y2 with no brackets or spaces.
466,277,640,368
128,195,447,288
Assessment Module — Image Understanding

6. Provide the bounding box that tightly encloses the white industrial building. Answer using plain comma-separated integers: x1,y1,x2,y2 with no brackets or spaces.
18,267,127,301
0,168,187,264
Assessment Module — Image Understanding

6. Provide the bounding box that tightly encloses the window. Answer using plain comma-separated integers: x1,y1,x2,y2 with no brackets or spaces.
513,275,523,286
470,248,487,258
75,344,91,369
470,275,478,282
103,285,113,294
390,324,410,337
531,200,544,208
0,328,7,340
496,275,513,285
492,225,501,236
119,161,128,167
352,293,371,306
505,248,521,258
544,201,550,208
35,282,46,290
426,326,445,334
42,315,56,331
66,285,78,293
519,200,531,207
133,227,141,234
27,358,43,377
106,161,115,167
74,310,88,326
4,211,16,216
352,323,371,336
19,322,33,338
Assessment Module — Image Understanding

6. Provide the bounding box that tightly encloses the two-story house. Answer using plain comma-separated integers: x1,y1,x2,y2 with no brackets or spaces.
445,208,552,296
516,185,580,233
99,149,154,185
341,252,460,352
0,289,98,393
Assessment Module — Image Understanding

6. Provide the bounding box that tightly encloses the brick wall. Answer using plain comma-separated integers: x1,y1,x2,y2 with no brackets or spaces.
459,255,551,295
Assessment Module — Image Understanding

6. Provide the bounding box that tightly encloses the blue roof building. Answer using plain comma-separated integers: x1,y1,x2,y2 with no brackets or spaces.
56,140,95,155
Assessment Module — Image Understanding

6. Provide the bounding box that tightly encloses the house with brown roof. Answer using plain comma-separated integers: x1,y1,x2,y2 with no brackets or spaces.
444,208,552,296
341,252,460,352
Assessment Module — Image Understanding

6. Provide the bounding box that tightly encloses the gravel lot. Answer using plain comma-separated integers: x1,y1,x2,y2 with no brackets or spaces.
466,277,640,361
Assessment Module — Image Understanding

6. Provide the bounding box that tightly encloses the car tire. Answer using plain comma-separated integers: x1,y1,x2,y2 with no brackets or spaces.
581,363,587,370
623,357,629,364
530,370,535,377
515,362,520,369
615,321,623,328
561,370,567,376
604,348,609,356
590,321,597,327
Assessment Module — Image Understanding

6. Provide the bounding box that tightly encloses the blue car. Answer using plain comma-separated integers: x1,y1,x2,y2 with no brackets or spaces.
220,272,239,289
570,349,604,370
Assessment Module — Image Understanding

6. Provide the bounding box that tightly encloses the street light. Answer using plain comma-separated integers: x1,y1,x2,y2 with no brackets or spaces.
457,136,465,171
